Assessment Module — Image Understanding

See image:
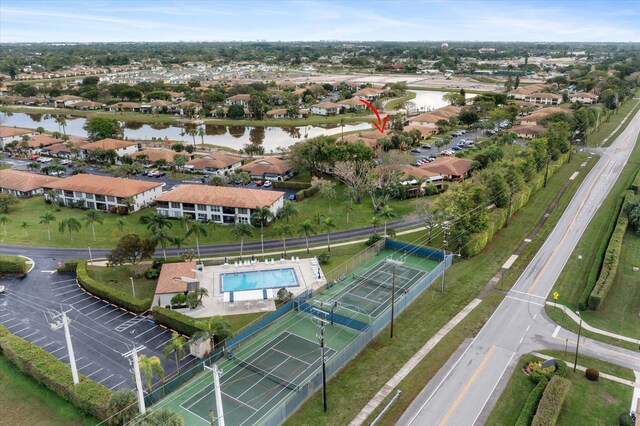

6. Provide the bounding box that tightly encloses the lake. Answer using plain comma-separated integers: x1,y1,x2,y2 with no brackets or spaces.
408,90,477,113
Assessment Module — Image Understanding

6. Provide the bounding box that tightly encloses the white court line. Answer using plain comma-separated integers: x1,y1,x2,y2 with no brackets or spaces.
104,312,128,324
98,374,114,384
87,368,104,378
504,295,545,307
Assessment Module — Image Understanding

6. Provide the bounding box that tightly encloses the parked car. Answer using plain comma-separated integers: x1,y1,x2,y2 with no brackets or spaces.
421,144,432,149
427,155,437,161
29,155,39,161
451,146,462,152
288,194,296,201
263,180,272,188
410,149,421,154
60,159,71,165
256,180,265,186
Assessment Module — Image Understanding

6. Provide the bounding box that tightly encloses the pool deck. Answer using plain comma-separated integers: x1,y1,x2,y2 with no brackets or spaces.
187,256,326,318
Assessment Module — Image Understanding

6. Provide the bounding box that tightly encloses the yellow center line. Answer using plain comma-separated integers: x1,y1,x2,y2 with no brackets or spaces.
527,158,611,293
438,345,496,426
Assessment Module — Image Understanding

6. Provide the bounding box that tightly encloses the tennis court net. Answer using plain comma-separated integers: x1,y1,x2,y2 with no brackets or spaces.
233,355,299,390
353,274,398,291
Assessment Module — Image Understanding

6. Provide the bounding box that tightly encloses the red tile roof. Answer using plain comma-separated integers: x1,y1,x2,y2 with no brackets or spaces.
155,261,197,294
157,185,284,209
0,169,62,192
43,174,162,197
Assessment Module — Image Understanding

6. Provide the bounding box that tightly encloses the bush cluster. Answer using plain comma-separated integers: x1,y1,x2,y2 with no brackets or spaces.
366,233,383,246
151,306,206,337
0,325,113,419
56,259,82,273
588,216,628,309
317,252,331,265
531,375,571,426
76,260,151,313
271,181,311,190
585,367,600,381
0,255,27,274
515,377,548,426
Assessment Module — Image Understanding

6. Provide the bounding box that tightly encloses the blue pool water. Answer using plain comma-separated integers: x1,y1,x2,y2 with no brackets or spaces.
221,268,298,292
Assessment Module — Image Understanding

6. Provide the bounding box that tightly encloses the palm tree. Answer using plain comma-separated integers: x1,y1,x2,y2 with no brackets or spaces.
180,215,191,234
370,215,382,234
151,228,173,260
139,408,184,426
140,212,172,233
186,221,208,260
54,116,67,136
376,205,396,236
122,196,135,213
84,210,104,241
277,201,298,223
343,201,354,224
274,223,292,256
299,220,316,254
0,214,11,237
137,354,164,391
172,235,186,257
58,217,82,240
163,332,187,372
197,127,205,145
313,212,325,226
39,212,56,240
20,221,30,239
251,206,274,255
193,315,233,355
113,218,126,238
322,217,336,252
231,222,253,258
187,128,197,146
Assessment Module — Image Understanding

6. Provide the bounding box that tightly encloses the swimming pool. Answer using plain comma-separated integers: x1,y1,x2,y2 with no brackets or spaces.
221,268,299,292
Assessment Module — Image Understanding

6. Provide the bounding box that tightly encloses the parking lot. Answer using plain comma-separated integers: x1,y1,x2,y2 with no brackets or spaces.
0,255,192,391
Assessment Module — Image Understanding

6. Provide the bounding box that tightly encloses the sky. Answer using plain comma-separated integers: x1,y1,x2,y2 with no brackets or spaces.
1,0,639,43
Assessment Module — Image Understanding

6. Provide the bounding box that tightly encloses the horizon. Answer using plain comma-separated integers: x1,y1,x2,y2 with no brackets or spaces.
2,0,639,43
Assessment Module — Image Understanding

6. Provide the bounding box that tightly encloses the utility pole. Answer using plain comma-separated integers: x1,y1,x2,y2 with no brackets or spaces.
385,257,403,339
441,224,449,293
204,364,225,426
123,346,147,415
129,277,136,298
49,310,79,385
573,311,582,372
543,155,550,188
313,308,329,412
506,183,515,228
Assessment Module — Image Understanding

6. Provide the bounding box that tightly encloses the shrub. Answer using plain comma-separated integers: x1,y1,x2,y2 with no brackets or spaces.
585,367,600,381
76,261,151,313
276,288,293,303
317,252,331,265
366,233,383,246
108,206,118,214
145,267,160,279
117,206,128,215
170,293,187,308
618,412,635,426
152,306,206,337
303,185,319,199
295,190,305,202
0,325,113,419
0,255,27,274
555,359,568,377
515,377,548,426
56,259,81,273
271,181,311,190
107,390,137,425
588,216,627,309
531,375,571,426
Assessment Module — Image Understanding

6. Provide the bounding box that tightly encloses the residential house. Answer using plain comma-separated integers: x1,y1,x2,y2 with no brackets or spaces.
73,101,104,110
129,148,180,164
508,83,547,100
156,185,285,224
420,157,474,181
311,102,341,116
140,100,173,114
520,107,571,126
403,125,438,139
353,87,384,101
0,169,62,198
185,153,244,175
524,92,562,106
25,134,65,149
0,126,39,147
337,98,368,111
240,157,293,180
569,92,598,104
41,139,88,158
511,124,547,139
43,174,163,212
176,101,203,115
52,95,86,108
340,134,379,152
410,105,462,125
105,102,142,112
81,138,139,158
152,261,198,307
225,94,251,107
167,91,186,102
397,166,443,196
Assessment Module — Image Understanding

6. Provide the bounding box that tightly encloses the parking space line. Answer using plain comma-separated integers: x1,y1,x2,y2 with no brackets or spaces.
22,331,39,339
87,368,104,378
0,312,12,318
86,304,111,316
78,362,94,371
32,336,47,344
111,380,126,389
156,338,172,350
135,326,162,340
52,283,78,290
98,374,114,384
104,312,128,324
11,326,30,334
51,279,77,285
58,354,69,360
93,309,120,321
64,294,87,303
77,300,102,311
50,346,65,354
55,289,83,297
2,317,20,325
144,330,169,344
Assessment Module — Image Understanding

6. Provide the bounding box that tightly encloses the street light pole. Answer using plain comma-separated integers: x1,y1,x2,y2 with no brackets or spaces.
573,311,583,372
130,277,136,298
390,263,395,339
441,224,449,293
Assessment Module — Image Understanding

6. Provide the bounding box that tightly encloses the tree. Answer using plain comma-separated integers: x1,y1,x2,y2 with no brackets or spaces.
322,216,336,252
140,213,172,232
274,223,292,256
370,215,382,233
107,234,156,266
164,332,187,372
232,222,253,258
0,193,19,213
83,116,122,141
186,221,208,260
180,215,191,234
436,119,450,134
277,201,298,223
107,390,137,426
187,128,197,146
299,219,316,254
313,178,337,213
197,127,205,145
443,92,465,106
376,204,396,235
39,211,56,240
227,104,245,119
484,170,509,208
458,109,479,126
625,201,640,233
58,217,82,240
171,235,187,256
343,201,354,223
0,214,11,237
138,408,184,426
28,162,41,172
84,209,104,241
151,228,173,260
20,221,29,239
137,354,164,391
193,315,233,355
54,116,67,136
113,218,126,238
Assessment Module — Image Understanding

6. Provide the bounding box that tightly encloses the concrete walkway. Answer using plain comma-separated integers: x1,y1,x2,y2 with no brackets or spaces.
349,298,482,426
546,302,640,346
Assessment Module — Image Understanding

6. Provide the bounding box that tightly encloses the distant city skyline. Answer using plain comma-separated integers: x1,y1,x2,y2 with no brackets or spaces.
1,0,639,43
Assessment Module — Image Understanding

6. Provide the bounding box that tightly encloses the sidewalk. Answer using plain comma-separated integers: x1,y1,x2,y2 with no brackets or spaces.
546,302,640,346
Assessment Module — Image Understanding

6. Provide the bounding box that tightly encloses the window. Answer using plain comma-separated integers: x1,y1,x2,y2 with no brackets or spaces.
213,215,222,222
85,193,94,199
197,204,207,211
197,213,208,220
171,202,181,209
222,206,235,215
182,203,195,211
157,201,169,208
237,208,249,215
211,206,221,212
106,196,116,202
64,190,74,197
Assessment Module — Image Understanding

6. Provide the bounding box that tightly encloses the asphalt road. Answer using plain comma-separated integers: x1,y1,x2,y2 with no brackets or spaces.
398,108,640,426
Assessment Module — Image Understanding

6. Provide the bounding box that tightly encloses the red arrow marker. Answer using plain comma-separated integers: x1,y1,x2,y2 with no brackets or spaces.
359,99,389,134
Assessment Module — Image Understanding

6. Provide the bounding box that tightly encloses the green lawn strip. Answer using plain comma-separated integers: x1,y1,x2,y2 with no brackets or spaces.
486,353,633,426
86,264,157,300
544,306,638,352
550,134,640,338
601,98,640,148
538,350,635,382
0,355,99,426
0,180,422,248
384,91,417,110
366,291,505,426
494,152,596,291
585,95,639,147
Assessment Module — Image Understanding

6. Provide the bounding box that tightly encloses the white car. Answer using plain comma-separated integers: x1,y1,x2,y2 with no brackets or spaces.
0,285,5,294
263,180,272,188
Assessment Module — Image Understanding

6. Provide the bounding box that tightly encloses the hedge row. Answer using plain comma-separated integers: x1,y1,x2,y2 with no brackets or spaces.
57,259,82,273
588,216,628,309
0,324,113,420
76,261,152,313
152,306,206,336
294,185,320,202
515,377,548,426
531,375,571,426
630,170,640,193
272,181,311,190
0,255,27,274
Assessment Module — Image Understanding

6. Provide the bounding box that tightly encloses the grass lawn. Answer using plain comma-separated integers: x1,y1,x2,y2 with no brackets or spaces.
384,91,417,110
0,179,423,249
487,354,633,426
86,264,158,300
0,355,99,426
585,95,640,147
285,150,592,425
549,135,640,340
539,350,635,381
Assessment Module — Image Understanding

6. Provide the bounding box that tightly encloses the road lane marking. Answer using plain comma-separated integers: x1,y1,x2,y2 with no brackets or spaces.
505,295,545,307
471,351,516,426
439,345,496,426
510,289,545,299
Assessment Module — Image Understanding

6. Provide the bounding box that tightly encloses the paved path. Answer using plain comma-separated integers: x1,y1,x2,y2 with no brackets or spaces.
398,105,640,426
